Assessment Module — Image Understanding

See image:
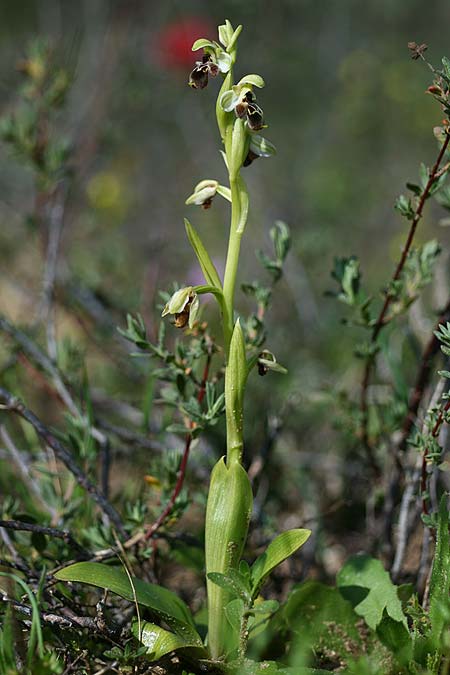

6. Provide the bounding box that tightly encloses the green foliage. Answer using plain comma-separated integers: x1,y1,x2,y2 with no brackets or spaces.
3,12,450,675
54,562,202,643
250,529,311,598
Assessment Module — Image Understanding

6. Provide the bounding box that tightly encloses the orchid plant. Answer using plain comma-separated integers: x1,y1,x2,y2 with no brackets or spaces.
54,19,310,671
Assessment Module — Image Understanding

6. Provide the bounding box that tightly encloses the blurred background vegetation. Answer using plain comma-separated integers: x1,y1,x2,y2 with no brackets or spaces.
1,0,450,584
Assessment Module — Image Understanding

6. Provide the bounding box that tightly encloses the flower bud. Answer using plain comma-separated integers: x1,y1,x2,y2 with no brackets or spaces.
185,180,219,209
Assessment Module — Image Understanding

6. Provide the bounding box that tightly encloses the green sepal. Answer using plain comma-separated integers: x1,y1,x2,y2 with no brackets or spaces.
191,38,216,52
236,74,265,89
226,24,243,53
185,218,222,290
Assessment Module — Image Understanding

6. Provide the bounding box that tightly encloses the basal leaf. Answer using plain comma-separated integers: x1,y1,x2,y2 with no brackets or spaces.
54,562,201,644
251,529,311,596
132,620,206,661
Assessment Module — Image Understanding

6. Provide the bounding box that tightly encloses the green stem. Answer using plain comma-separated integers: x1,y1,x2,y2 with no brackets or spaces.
222,176,242,353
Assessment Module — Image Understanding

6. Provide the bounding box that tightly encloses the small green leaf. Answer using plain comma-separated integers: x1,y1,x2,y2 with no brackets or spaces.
251,529,311,596
337,554,407,630
207,571,251,602
224,598,245,633
132,621,206,662
54,562,201,644
184,219,222,290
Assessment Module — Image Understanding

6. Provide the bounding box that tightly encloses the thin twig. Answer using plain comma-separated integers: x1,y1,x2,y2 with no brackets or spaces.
0,424,58,521
39,183,68,362
0,520,89,557
0,313,107,446
360,133,450,457
398,299,450,454
391,462,421,580
140,347,213,542
421,397,450,516
0,386,126,537
382,301,450,557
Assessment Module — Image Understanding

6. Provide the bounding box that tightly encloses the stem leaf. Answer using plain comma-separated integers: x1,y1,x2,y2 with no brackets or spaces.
184,218,222,290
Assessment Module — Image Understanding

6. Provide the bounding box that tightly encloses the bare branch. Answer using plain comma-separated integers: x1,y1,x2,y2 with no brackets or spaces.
0,386,126,537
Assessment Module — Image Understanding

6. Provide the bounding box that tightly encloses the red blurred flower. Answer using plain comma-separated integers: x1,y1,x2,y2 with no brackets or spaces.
157,18,215,70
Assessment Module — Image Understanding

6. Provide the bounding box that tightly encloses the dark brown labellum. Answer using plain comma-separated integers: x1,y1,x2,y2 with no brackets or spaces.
258,362,268,376
243,90,256,103
201,198,213,209
235,101,248,118
247,103,264,131
189,64,209,89
174,311,190,328
243,149,258,167
208,62,219,77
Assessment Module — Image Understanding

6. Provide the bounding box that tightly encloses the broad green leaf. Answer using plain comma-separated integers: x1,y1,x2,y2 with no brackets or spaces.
429,495,450,643
251,529,311,596
337,554,407,630
54,562,201,644
376,612,412,662
207,570,251,603
247,598,279,641
184,219,222,290
283,580,361,658
240,660,330,674
132,621,206,661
